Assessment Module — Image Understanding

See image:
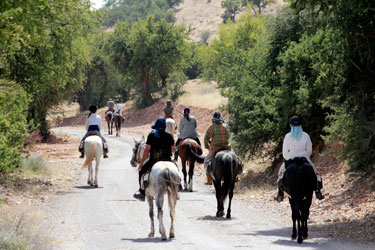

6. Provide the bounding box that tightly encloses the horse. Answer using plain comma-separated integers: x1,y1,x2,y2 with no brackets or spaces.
130,138,181,240
211,150,243,218
282,157,316,244
165,118,177,137
80,135,103,187
113,112,125,137
177,138,204,192
105,111,113,135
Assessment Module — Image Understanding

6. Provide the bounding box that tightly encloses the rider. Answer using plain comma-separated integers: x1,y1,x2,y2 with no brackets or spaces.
78,104,109,158
133,117,175,201
274,115,325,202
112,99,125,125
164,99,174,119
105,98,114,117
173,107,201,161
203,111,231,184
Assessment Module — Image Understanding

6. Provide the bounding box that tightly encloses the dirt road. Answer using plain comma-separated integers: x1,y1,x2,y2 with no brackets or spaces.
40,128,372,250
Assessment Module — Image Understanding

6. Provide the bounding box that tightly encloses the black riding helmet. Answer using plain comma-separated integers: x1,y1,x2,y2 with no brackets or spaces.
289,115,302,126
89,104,98,113
213,111,221,118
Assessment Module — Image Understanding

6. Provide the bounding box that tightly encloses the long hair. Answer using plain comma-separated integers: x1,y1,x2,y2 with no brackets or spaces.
291,125,303,140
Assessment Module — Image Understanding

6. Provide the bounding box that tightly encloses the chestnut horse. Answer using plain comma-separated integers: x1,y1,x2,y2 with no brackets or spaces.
113,113,125,137
177,138,204,192
105,111,113,135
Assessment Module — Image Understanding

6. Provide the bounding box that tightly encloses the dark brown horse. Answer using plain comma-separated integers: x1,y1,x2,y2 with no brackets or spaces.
211,150,242,218
113,113,125,137
177,138,204,192
105,111,113,135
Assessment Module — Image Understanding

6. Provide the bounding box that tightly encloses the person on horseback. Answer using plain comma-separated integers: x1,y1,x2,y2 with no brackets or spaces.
203,111,231,185
173,107,201,161
79,104,109,158
164,99,174,119
133,117,175,201
274,115,324,202
105,98,114,115
112,98,125,123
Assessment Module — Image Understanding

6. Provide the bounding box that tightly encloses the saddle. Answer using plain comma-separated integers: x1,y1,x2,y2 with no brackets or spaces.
87,131,99,137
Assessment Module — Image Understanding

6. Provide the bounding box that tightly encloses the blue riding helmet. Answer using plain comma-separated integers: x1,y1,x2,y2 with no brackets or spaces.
152,117,166,129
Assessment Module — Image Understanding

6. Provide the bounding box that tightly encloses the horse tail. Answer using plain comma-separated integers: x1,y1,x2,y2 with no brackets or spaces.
165,167,179,216
221,153,233,194
81,142,97,169
186,141,204,163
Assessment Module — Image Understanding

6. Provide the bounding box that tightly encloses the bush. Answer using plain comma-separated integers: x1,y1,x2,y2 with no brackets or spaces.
0,80,29,174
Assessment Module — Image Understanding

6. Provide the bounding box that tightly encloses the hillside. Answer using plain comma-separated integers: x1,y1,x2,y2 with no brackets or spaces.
175,0,287,43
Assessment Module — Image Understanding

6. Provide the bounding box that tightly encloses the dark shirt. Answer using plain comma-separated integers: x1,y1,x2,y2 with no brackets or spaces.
146,130,174,161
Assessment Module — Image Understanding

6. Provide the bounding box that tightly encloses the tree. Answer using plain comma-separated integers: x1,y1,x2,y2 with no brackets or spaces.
221,0,242,23
241,0,275,16
106,16,189,106
1,0,96,138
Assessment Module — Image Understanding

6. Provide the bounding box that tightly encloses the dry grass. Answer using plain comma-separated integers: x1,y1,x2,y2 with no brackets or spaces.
47,102,80,125
177,79,227,110
0,206,51,250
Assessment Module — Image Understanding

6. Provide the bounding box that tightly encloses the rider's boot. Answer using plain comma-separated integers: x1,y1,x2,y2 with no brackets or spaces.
274,188,284,202
173,149,178,162
133,189,145,202
79,141,84,158
103,143,109,158
315,190,325,200
315,174,324,200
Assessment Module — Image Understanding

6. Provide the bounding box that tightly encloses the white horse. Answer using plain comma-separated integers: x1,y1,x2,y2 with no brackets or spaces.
165,118,177,137
81,135,103,187
130,138,181,240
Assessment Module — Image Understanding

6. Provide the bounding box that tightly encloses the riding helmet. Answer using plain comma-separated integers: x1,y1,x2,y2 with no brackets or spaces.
89,104,97,113
289,115,302,126
152,117,166,129
213,111,221,118
116,99,120,103
183,107,190,114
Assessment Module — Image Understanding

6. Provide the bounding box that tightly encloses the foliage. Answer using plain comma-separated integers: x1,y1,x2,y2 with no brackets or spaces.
106,16,189,107
0,80,29,174
0,0,96,138
221,0,242,23
102,0,182,27
242,0,275,15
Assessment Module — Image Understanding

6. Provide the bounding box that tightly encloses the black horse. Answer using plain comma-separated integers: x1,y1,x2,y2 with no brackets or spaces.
211,150,242,218
282,157,316,244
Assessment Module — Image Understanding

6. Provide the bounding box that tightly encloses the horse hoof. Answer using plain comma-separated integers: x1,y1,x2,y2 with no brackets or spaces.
94,184,98,188
216,211,225,217
188,189,193,192
148,232,154,238
226,213,231,219
291,235,297,240
297,237,303,244
161,235,167,241
303,235,308,240
169,232,175,238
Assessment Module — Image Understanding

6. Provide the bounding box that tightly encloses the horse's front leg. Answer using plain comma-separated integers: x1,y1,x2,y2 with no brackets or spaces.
289,199,297,240
226,182,235,219
188,160,194,192
147,195,155,238
181,161,188,190
297,219,303,243
156,194,167,240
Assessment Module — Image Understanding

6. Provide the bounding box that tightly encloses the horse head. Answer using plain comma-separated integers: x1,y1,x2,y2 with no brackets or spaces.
130,136,146,167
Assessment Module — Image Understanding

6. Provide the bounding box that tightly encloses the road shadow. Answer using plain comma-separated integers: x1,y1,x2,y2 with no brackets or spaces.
74,185,104,189
197,215,233,221
121,237,174,243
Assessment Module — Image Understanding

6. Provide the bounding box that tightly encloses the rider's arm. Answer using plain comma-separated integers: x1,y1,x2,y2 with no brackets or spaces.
204,125,213,149
282,134,290,160
85,117,89,131
98,115,102,131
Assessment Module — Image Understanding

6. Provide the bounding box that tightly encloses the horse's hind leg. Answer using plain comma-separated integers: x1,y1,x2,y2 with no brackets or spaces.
147,195,155,238
156,194,167,240
188,161,194,192
94,157,100,187
226,182,235,219
213,181,225,217
167,188,176,238
181,161,188,190
88,163,93,186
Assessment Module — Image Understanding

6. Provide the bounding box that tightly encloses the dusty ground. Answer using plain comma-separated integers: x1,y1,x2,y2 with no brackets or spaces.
2,100,375,244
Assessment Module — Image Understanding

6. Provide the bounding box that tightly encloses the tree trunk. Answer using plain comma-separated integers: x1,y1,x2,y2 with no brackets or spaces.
141,68,152,106
160,74,167,88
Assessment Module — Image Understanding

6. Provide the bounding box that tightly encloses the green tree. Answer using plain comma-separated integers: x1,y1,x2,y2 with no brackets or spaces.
221,0,241,23
106,16,189,107
1,0,96,138
241,0,275,15
0,80,29,174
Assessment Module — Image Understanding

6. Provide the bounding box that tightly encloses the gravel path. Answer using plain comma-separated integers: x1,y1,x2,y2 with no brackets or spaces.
39,128,373,250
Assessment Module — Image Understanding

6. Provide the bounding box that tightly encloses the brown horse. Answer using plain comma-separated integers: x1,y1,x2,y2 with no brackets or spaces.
113,113,125,137
177,138,204,192
105,111,113,135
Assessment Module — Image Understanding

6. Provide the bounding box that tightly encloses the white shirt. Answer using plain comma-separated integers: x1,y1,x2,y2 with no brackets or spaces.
282,131,312,160
85,114,102,131
114,103,122,114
